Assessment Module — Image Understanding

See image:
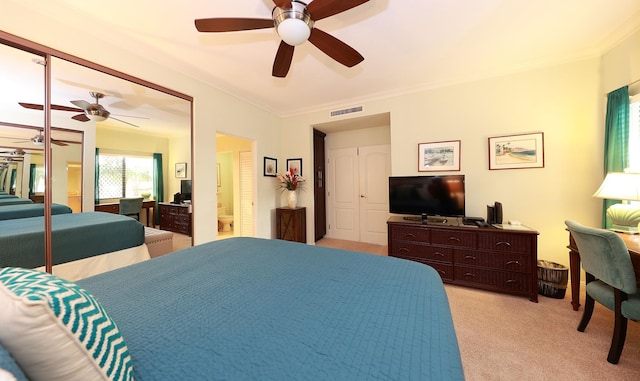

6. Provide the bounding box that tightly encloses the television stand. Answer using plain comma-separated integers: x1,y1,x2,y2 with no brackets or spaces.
387,215,539,302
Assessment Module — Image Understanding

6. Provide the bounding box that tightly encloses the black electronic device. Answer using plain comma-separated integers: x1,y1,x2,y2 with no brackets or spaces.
180,179,192,201
486,201,503,224
172,192,182,204
388,175,465,217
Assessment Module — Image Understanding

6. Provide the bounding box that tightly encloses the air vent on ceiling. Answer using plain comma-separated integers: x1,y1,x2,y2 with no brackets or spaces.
330,106,363,117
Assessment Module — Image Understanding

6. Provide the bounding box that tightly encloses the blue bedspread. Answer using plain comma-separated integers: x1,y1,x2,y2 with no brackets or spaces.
79,237,464,380
0,203,72,220
0,197,32,206
0,212,144,268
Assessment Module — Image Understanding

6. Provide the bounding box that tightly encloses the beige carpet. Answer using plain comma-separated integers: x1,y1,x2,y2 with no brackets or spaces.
317,237,640,381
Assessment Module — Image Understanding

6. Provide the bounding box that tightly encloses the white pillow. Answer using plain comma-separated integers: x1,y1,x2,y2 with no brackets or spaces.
0,267,133,381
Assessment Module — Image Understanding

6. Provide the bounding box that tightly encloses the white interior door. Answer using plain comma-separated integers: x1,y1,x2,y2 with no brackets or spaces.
239,151,254,236
358,145,391,245
327,147,359,241
327,145,390,244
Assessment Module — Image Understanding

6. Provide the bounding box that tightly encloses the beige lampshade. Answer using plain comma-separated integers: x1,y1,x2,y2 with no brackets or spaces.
593,172,640,201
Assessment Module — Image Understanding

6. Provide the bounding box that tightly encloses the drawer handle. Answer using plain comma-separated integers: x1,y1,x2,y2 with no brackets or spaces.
399,248,410,253
448,237,461,242
506,260,520,266
404,233,417,239
506,279,517,284
496,241,511,247
464,273,476,278
464,255,477,261
434,252,445,257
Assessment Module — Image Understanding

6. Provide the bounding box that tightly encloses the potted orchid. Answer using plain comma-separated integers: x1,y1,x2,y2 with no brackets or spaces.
277,167,305,208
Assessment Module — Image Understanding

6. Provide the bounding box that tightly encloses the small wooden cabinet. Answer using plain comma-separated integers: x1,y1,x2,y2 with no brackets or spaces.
159,203,192,236
276,207,306,243
388,216,539,302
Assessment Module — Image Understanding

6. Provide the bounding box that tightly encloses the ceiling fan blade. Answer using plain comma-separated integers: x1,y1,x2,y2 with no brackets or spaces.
72,113,90,122
272,41,295,78
195,18,274,32
308,28,364,67
273,0,292,8
307,0,369,21
18,102,84,112
70,100,91,110
51,139,69,147
111,113,150,120
109,116,140,128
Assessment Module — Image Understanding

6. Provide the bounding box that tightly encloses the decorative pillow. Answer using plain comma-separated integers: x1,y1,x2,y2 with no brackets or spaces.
0,267,133,381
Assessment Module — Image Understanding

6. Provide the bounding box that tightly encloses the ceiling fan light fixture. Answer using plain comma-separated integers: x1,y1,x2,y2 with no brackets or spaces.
31,135,44,146
273,1,313,46
85,107,110,122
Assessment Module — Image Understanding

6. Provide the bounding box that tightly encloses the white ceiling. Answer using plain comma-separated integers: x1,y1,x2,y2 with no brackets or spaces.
8,0,640,117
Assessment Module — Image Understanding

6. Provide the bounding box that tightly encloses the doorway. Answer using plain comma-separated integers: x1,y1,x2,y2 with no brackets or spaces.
216,133,255,238
313,113,391,246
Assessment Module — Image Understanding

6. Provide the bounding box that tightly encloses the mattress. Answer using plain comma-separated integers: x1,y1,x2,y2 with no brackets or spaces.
0,197,32,206
79,237,464,380
0,203,72,220
0,212,145,269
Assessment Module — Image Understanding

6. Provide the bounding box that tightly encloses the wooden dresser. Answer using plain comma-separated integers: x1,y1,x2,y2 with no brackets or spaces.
276,207,306,243
388,216,539,302
159,203,192,236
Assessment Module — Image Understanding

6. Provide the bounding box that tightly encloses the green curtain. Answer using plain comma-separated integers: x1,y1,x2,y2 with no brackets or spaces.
602,86,630,228
28,164,36,195
153,153,164,225
9,169,16,194
95,148,100,204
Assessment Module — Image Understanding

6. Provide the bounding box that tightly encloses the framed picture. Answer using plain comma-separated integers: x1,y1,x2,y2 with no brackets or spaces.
287,158,302,176
175,162,187,178
263,157,277,177
488,132,544,170
418,140,461,172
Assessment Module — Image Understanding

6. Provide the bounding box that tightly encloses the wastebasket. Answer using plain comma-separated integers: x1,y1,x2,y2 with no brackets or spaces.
537,259,568,299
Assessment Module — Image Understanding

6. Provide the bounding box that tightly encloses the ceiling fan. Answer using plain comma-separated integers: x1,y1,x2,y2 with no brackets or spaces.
18,91,147,127
195,0,368,77
9,131,74,147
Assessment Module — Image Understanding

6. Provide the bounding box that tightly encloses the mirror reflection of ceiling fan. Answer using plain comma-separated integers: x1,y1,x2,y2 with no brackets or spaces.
0,148,41,157
18,91,148,128
7,131,77,147
195,0,369,78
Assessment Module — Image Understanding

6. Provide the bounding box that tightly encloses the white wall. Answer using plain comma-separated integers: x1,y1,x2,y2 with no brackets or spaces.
284,58,603,267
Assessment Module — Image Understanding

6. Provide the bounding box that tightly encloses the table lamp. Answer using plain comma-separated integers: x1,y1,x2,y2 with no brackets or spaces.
593,172,640,234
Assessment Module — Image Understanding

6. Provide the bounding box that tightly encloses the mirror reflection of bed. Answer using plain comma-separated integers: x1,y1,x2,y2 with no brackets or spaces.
0,35,193,280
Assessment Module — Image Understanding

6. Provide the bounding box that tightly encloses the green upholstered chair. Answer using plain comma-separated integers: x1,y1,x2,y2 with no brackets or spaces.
119,197,144,221
565,220,640,364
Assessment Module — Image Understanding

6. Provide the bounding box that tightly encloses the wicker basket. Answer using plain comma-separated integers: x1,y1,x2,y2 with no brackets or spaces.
537,260,568,299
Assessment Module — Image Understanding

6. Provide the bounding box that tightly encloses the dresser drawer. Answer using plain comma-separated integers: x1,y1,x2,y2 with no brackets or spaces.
394,255,454,281
430,230,476,249
391,242,453,262
455,250,531,273
389,225,430,242
477,232,533,253
454,266,531,293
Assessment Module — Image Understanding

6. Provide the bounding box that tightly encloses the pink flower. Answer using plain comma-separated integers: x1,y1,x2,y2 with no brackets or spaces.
277,167,305,191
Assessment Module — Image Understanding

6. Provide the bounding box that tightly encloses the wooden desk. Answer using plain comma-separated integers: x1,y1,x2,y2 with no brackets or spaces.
568,231,640,311
95,200,156,227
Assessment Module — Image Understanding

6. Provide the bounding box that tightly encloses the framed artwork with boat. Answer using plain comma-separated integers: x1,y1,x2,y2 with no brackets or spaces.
418,140,461,172
488,132,544,170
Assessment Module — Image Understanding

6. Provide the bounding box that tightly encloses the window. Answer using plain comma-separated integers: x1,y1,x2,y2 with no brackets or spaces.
629,97,640,172
97,153,153,200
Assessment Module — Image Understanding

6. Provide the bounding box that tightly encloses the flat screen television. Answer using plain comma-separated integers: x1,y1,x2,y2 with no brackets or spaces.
180,179,192,201
389,175,465,217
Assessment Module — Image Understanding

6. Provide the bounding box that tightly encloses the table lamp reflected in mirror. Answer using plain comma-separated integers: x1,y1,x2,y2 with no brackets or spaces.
593,172,640,234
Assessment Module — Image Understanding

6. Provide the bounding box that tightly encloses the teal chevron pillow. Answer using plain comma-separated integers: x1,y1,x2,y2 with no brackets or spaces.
0,267,133,381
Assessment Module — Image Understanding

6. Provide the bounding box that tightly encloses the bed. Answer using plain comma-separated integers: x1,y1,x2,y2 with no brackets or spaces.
0,197,32,206
0,203,72,220
0,212,149,280
0,237,464,381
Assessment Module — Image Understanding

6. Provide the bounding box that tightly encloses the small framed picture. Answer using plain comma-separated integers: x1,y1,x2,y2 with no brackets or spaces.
488,132,544,170
286,158,302,176
175,162,187,178
264,157,277,177
418,140,461,172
